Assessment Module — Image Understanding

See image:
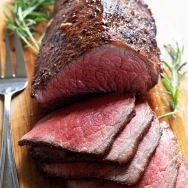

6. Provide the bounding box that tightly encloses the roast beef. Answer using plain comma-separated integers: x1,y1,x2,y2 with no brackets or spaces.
175,155,188,188
30,100,153,165
30,146,67,163
19,93,135,156
132,122,179,187
40,116,161,185
104,100,154,164
64,123,181,188
31,0,162,108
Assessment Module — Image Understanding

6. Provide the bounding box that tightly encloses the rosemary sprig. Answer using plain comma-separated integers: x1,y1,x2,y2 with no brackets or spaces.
158,42,187,119
4,0,54,53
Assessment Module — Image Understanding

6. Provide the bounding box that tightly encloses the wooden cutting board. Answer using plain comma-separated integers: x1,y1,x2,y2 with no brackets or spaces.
0,0,188,187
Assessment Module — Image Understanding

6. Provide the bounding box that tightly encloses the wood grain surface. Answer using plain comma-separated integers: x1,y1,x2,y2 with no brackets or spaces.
0,0,188,187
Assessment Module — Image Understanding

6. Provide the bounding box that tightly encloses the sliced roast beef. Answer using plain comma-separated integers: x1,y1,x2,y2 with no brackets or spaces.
19,93,135,156
40,116,161,185
131,122,179,188
104,100,154,164
67,162,188,188
31,0,161,108
29,147,67,163
30,100,153,165
65,123,180,188
175,155,188,188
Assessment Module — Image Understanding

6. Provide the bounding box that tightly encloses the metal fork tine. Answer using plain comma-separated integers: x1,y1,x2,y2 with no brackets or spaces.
5,29,13,77
14,32,27,77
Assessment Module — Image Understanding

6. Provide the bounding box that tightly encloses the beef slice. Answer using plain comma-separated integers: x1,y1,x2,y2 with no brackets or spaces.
19,93,135,156
175,155,188,188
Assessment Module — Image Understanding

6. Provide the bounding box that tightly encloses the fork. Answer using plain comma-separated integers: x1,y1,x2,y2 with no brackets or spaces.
0,30,28,188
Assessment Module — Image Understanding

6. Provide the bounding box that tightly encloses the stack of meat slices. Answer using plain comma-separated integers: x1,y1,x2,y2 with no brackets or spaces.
19,93,188,187
19,0,188,187
64,123,188,188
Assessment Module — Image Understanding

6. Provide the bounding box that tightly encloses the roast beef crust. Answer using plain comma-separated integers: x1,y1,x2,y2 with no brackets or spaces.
31,0,161,93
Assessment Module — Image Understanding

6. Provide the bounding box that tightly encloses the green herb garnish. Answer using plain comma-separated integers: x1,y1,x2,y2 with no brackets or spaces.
158,42,187,119
5,0,54,53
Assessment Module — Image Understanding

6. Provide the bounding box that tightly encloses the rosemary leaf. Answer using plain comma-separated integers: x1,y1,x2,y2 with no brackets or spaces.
159,43,187,119
158,111,177,120
5,0,54,53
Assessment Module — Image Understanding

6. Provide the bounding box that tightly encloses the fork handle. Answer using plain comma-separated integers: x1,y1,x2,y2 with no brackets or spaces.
0,93,20,188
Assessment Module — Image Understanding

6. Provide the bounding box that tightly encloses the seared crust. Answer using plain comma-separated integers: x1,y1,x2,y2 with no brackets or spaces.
31,0,161,94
